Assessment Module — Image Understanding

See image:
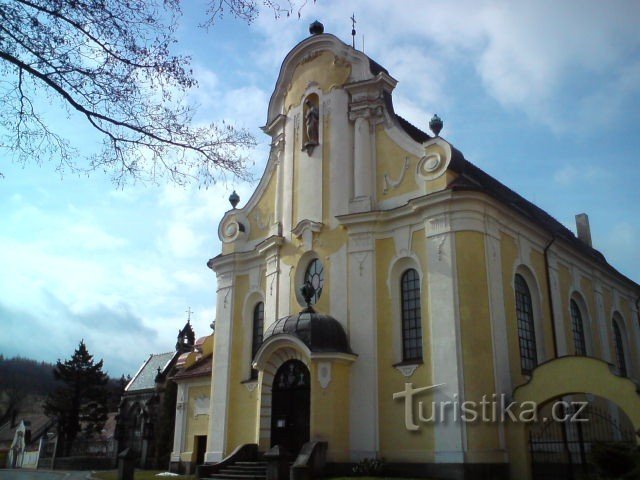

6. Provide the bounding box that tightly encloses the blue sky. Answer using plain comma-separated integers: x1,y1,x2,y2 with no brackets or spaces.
1,0,639,376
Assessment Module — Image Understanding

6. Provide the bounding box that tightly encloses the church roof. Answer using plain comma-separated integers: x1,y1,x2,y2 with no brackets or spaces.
126,352,175,392
353,41,636,289
444,151,639,287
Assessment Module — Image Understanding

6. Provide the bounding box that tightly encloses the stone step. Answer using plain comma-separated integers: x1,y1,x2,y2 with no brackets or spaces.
209,474,266,480
222,467,266,474
235,461,267,466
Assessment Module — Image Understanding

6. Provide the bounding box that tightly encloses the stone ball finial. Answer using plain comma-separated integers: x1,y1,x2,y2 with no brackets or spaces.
429,114,443,136
309,20,324,35
229,190,240,209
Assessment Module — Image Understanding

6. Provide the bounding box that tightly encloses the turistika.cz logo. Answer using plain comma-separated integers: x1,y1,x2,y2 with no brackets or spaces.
393,383,588,431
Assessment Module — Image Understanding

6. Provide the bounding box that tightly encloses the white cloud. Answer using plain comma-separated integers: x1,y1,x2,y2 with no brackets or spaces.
250,0,640,135
553,164,612,186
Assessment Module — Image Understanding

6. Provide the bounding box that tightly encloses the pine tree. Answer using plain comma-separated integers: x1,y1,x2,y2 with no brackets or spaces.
44,340,109,456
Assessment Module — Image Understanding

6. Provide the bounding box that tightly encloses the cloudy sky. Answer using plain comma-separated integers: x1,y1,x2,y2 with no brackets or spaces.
1,0,639,376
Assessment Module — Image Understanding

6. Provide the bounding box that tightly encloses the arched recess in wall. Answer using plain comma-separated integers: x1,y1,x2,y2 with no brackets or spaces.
387,254,425,368
242,289,265,381
513,264,546,369
569,291,593,356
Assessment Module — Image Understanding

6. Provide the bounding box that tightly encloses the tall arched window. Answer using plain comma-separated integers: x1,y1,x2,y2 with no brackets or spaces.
613,318,628,377
251,302,264,379
401,269,422,362
570,299,587,356
515,274,537,374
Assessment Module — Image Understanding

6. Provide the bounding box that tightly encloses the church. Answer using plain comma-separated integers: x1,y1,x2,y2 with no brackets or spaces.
171,22,640,480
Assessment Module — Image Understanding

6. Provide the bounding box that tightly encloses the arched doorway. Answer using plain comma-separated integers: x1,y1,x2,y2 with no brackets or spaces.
270,360,310,454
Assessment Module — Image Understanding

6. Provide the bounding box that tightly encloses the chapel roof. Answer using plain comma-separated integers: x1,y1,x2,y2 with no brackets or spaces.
126,351,175,392
172,355,213,381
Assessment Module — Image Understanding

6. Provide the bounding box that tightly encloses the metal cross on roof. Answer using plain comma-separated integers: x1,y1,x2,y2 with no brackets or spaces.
351,13,356,48
185,307,193,322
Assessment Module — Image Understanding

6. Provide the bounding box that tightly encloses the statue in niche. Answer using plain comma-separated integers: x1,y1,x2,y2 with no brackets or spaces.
303,96,319,154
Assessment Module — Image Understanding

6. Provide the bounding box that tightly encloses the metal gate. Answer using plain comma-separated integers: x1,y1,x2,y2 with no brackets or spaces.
529,403,636,480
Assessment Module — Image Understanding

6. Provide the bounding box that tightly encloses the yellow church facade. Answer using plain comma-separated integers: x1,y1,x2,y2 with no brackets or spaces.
185,23,640,480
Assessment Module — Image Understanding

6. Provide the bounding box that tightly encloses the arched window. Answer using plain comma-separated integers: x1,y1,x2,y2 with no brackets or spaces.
250,302,264,379
515,274,537,374
613,318,628,377
570,299,587,356
401,269,422,362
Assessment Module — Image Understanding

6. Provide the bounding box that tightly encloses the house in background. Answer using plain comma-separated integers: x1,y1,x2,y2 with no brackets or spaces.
169,334,214,474
116,320,195,468
0,413,54,469
200,21,640,480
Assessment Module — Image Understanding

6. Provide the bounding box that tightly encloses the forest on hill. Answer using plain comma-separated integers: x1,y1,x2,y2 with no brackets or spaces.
0,354,126,424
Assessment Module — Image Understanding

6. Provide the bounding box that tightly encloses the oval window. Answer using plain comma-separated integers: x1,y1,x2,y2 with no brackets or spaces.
303,259,324,305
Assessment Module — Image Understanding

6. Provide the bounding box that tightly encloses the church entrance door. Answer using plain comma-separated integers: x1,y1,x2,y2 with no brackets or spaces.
270,360,310,454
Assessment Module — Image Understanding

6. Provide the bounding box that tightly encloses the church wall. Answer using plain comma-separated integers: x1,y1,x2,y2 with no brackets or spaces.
375,234,435,462
283,51,351,114
500,232,525,386
620,296,640,375
310,361,350,462
580,275,602,357
375,126,420,200
455,231,502,458
182,384,211,459
530,249,555,363
225,274,260,452
327,89,352,221
247,174,277,242
557,264,573,354
602,286,615,362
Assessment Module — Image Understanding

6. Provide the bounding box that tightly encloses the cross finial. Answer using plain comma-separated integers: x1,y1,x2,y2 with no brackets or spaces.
185,307,193,323
350,13,356,48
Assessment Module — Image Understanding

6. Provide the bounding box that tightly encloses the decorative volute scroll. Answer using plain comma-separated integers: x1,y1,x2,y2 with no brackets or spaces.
416,136,453,184
218,212,248,243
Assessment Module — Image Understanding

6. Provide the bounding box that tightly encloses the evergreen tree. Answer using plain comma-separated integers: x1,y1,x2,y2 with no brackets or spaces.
44,340,109,455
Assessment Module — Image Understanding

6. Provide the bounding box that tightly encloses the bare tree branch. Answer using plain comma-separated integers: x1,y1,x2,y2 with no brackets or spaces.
0,0,309,186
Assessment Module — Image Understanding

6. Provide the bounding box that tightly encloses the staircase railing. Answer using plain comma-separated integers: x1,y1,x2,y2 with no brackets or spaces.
196,443,258,479
290,441,328,480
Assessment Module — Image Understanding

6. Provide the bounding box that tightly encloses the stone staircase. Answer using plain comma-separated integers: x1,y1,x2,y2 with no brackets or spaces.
208,460,267,480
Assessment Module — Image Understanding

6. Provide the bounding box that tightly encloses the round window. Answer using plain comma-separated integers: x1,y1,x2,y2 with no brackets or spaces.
304,259,324,305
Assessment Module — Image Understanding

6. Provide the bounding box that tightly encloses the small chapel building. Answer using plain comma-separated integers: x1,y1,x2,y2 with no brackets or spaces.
180,22,640,480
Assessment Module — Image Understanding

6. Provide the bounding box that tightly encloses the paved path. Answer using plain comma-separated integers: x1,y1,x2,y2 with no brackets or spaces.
0,470,92,480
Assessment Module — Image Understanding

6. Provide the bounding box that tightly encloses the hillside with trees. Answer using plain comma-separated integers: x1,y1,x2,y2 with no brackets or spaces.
0,353,129,426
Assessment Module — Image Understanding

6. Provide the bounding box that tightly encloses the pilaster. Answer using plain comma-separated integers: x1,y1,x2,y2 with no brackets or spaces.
424,214,465,463
258,236,284,328
483,219,510,453
171,383,187,462
347,231,379,460
205,269,235,462
593,278,612,362
547,251,568,357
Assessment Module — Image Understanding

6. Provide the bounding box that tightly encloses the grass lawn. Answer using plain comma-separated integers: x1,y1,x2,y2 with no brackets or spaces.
92,470,194,480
